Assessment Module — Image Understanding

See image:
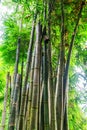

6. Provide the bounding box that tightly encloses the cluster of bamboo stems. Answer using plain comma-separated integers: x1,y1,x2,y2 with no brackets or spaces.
0,0,84,130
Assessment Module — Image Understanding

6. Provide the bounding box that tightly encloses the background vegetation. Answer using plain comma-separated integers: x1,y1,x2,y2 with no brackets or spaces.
0,0,87,129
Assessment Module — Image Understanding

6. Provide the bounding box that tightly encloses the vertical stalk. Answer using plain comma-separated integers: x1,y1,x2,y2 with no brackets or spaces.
63,2,84,129
55,0,65,129
26,49,35,129
63,1,84,111
48,0,55,129
43,36,49,130
12,38,20,101
9,75,11,98
8,74,21,130
18,18,36,130
23,83,29,130
63,77,69,130
29,21,41,130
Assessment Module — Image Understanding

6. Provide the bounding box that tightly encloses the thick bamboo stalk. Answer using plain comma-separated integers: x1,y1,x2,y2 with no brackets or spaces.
55,58,64,130
43,37,49,130
29,22,41,130
8,74,21,130
26,49,35,129
23,83,29,130
15,74,22,130
18,19,36,130
1,72,10,130
18,54,24,115
39,47,44,130
48,1,55,129
39,82,44,130
55,0,65,129
48,42,55,130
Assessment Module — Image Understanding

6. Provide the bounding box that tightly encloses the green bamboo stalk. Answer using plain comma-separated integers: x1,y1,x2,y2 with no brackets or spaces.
63,77,69,130
15,74,22,130
48,0,55,129
55,0,65,129
23,83,29,130
26,49,35,129
62,3,84,129
29,22,41,130
1,72,10,130
39,82,44,130
18,53,24,115
12,38,20,101
39,48,44,130
60,2,84,130
18,19,36,130
43,36,49,130
9,38,20,130
8,74,21,130
9,75,11,98
63,1,84,114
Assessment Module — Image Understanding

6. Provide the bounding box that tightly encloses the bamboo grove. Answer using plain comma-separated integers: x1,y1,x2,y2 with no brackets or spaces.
0,0,87,130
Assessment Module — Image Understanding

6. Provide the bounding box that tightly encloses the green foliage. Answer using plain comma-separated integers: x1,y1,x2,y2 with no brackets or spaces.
0,0,87,129
69,86,87,130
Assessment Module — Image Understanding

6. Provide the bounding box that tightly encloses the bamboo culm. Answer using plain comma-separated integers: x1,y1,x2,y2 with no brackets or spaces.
18,19,36,130
8,74,21,130
30,22,41,130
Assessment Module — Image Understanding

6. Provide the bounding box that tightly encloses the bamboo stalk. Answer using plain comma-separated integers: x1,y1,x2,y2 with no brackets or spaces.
8,74,21,130
1,72,10,130
55,0,65,129
39,82,44,130
39,47,44,130
43,36,49,130
12,38,20,101
9,75,11,98
63,77,69,130
23,83,29,130
63,2,84,114
26,49,35,129
48,1,55,129
18,19,36,130
29,22,41,130
15,74,22,130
